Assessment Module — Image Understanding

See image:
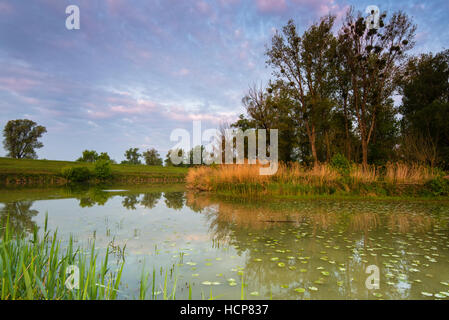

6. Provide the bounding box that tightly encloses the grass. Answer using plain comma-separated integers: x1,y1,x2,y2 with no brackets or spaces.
0,215,220,300
0,215,123,300
0,157,188,185
186,162,448,197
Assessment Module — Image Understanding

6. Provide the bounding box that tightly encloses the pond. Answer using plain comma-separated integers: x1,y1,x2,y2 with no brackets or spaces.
1,185,449,300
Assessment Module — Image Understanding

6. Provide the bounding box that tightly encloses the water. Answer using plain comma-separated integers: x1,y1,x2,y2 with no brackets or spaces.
1,185,449,300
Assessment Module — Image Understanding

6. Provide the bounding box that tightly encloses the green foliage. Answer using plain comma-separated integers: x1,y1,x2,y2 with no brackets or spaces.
330,153,350,176
425,177,449,196
76,150,99,163
143,148,163,166
122,148,141,165
94,159,113,180
61,166,92,182
398,50,449,169
0,216,124,300
2,119,47,159
76,150,114,163
165,149,187,167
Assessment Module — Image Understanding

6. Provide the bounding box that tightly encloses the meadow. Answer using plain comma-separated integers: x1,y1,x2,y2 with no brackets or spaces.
0,157,188,185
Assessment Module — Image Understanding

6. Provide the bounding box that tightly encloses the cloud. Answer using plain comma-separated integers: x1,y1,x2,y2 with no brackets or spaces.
0,1,13,14
256,0,287,13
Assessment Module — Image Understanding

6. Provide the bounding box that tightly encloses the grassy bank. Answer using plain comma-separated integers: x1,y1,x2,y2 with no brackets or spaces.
0,157,188,186
186,162,449,198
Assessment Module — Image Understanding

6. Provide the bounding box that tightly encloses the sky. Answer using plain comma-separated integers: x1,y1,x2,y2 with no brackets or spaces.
0,0,448,162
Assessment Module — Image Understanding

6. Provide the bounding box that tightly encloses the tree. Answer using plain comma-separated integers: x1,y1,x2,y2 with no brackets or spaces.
2,119,47,159
122,148,141,165
397,50,449,168
266,16,338,166
77,150,99,163
164,148,187,167
234,82,299,162
338,8,416,166
143,148,163,166
98,152,113,162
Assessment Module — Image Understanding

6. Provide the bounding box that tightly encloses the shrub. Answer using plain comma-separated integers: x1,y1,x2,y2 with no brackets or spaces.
425,177,449,196
330,153,351,176
94,159,113,180
61,166,92,182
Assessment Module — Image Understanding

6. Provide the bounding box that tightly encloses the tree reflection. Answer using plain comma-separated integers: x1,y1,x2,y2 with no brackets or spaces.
122,195,139,210
71,187,113,208
140,192,162,209
184,192,441,299
0,201,38,233
164,192,185,210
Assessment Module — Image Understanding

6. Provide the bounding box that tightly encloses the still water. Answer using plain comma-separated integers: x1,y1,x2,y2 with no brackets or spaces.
1,185,449,300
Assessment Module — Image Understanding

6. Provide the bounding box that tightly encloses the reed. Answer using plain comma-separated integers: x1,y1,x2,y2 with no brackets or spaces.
186,162,442,197
0,215,123,300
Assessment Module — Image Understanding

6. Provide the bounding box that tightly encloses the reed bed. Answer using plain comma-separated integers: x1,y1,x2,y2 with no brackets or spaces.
0,216,123,300
186,162,443,197
0,216,186,300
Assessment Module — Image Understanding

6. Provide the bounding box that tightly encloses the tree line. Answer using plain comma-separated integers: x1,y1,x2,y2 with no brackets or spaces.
230,7,449,169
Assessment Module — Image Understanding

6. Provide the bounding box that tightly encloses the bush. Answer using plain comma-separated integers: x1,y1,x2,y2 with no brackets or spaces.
61,166,92,182
330,153,351,176
425,177,449,196
94,159,113,180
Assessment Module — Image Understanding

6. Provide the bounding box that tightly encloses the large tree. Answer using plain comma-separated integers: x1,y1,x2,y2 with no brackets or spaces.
398,50,449,168
2,119,47,159
338,8,416,166
266,16,338,166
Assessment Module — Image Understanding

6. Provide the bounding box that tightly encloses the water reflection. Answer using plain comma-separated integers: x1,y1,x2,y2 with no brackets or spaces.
140,192,162,209
185,194,449,299
0,200,39,233
164,192,184,210
1,186,448,300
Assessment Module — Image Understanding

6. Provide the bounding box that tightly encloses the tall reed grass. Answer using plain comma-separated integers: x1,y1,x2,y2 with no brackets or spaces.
186,162,443,197
0,216,214,300
0,215,123,300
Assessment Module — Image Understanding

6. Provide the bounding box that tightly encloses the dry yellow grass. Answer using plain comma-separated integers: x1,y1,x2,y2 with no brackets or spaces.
384,162,437,184
186,162,439,193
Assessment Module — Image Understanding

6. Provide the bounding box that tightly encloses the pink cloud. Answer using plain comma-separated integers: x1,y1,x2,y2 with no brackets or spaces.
110,100,158,115
256,0,287,13
196,1,211,14
290,0,348,19
0,77,41,93
0,1,13,14
164,106,238,125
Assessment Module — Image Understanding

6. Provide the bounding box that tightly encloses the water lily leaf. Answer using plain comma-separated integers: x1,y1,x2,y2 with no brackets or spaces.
294,288,305,293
